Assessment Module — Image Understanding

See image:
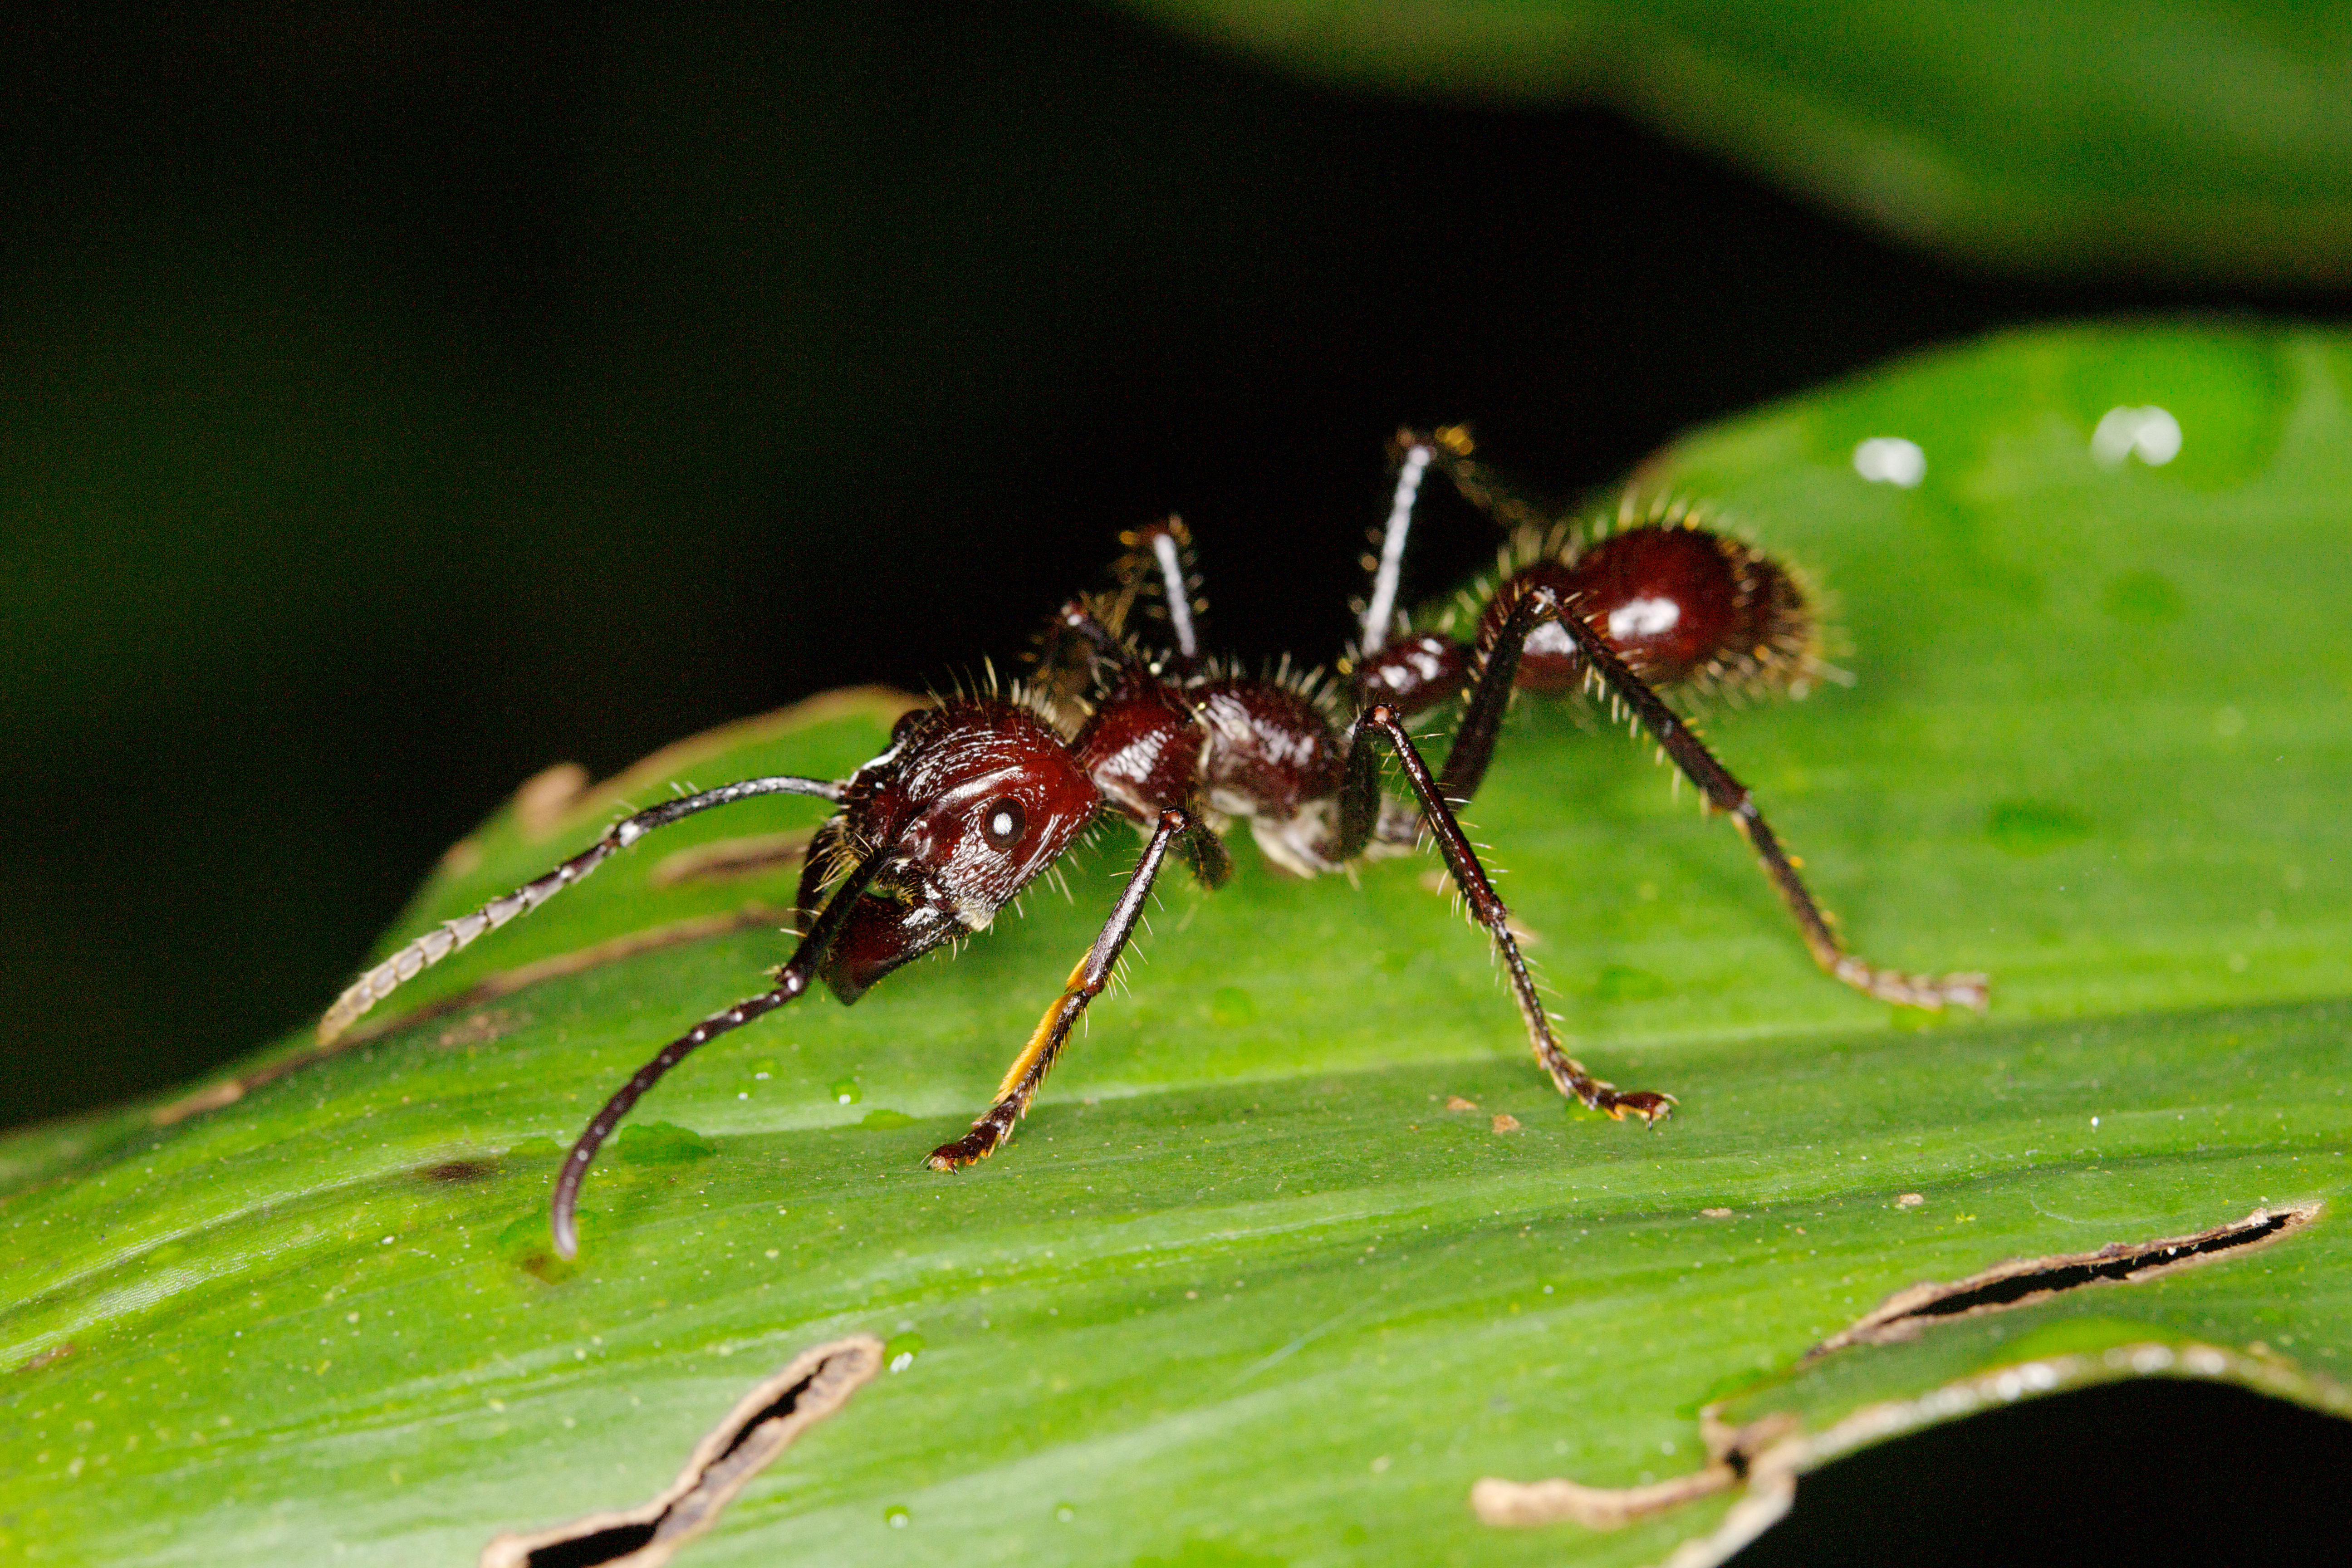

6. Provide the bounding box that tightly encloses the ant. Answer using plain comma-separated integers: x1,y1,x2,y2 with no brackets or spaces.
318,428,1987,1258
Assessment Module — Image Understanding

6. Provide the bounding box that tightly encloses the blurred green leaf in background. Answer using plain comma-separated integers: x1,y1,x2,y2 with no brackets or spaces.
1123,0,2352,280
7,324,2348,1564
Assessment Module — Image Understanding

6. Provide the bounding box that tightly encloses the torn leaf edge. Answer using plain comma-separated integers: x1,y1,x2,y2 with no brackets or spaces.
1473,1201,2334,1562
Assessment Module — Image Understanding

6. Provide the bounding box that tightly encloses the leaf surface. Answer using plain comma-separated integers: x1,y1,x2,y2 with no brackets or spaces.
7,323,2350,1565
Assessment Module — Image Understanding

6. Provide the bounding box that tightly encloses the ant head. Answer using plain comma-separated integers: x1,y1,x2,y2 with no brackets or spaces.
819,700,1100,1003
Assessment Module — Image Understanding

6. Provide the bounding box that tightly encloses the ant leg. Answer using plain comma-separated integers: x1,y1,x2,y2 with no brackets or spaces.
1406,426,1559,536
1448,586,1988,1012
1030,596,1151,707
1174,815,1234,890
549,842,892,1258
928,807,1209,1170
1348,432,1475,716
1034,523,1204,713
793,817,844,933
1030,590,1133,719
1342,705,1673,1124
1055,598,1142,669
1357,436,1436,656
318,774,846,1043
1119,518,1205,670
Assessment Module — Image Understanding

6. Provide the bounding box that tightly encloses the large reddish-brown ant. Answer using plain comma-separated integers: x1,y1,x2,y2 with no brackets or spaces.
319,429,1987,1257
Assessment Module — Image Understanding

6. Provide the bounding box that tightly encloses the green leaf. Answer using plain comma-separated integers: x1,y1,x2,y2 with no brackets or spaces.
1116,0,2352,281
7,323,2349,1564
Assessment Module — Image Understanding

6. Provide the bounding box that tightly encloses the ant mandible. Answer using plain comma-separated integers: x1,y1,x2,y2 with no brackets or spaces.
318,428,1988,1257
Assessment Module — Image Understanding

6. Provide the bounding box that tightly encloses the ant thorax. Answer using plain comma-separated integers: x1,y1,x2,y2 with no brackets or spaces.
1189,675,1350,876
1071,657,1358,877
1070,666,1205,826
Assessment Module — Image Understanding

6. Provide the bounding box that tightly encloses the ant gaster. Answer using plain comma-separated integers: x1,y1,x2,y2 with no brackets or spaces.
318,429,1988,1258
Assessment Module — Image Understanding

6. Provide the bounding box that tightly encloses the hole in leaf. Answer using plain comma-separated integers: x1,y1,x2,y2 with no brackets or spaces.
481,1335,882,1568
523,1524,657,1568
1815,1203,2317,1354
1477,1206,2326,1534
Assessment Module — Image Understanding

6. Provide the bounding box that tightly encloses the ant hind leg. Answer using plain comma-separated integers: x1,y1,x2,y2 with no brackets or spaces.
1339,704,1674,1124
1450,584,1987,1013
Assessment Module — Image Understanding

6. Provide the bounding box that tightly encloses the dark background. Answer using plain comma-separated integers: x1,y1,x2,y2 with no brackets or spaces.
12,0,2339,1132
3,4,2344,1552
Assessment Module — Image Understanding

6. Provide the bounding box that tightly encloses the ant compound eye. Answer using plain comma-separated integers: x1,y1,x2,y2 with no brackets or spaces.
980,796,1027,851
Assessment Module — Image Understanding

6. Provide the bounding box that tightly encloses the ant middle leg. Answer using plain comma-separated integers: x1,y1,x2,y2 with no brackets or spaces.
1448,586,1988,1012
1338,704,1674,1124
928,807,1215,1170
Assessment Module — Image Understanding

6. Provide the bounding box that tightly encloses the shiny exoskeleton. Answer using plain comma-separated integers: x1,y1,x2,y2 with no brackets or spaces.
319,428,1987,1257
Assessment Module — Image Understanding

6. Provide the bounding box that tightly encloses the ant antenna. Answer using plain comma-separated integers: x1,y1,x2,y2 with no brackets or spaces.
317,773,846,1043
550,838,892,1258
1360,437,1434,657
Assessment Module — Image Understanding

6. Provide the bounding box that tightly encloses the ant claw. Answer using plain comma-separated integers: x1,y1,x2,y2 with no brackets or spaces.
1605,1090,1677,1127
926,1130,995,1171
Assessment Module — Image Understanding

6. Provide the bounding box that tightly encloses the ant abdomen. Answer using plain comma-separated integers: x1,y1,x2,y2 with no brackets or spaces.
1481,523,1819,698
1352,519,1820,716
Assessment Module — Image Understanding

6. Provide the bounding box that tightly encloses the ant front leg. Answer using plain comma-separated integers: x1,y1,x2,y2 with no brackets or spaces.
1338,705,1674,1124
793,816,845,933
1448,586,1988,1012
929,807,1215,1170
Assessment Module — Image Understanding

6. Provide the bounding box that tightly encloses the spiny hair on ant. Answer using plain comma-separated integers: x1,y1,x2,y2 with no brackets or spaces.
319,428,1988,1257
